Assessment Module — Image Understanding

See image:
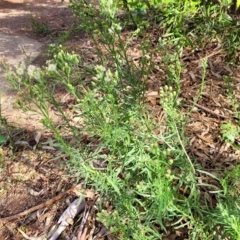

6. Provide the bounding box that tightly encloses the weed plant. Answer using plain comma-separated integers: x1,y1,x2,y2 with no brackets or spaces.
6,0,240,239
30,15,49,34
0,97,14,148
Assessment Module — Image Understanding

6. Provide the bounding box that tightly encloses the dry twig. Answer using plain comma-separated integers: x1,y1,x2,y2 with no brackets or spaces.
0,184,82,222
192,102,229,119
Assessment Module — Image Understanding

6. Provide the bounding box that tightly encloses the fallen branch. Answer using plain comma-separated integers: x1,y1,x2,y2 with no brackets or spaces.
193,49,223,63
0,184,82,222
191,101,229,119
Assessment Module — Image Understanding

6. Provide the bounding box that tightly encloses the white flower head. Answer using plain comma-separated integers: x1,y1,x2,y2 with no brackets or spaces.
96,65,106,72
33,70,41,80
16,62,26,76
108,23,122,34
48,63,57,72
16,67,24,76
27,65,37,76
114,23,122,32
105,69,113,82
108,27,114,35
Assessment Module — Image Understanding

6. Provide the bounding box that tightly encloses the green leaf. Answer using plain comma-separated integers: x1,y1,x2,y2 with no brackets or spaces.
237,0,240,9
0,135,6,144
221,123,238,143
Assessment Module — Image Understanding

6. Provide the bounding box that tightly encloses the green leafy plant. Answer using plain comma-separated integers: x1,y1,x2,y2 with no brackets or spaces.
30,15,49,34
223,75,240,121
5,0,240,238
0,134,6,167
221,122,239,143
0,135,6,145
0,103,7,167
221,122,240,150
214,166,240,239
0,96,13,148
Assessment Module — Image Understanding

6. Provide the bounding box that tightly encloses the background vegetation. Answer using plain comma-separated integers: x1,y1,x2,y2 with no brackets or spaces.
1,0,240,239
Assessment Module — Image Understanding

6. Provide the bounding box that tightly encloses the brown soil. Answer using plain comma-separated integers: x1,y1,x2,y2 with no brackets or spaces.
0,0,77,64
0,1,96,240
0,0,73,36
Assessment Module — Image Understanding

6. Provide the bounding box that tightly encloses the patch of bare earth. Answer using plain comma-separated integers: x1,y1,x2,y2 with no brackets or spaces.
0,1,100,240
181,47,240,168
0,146,73,239
0,0,74,36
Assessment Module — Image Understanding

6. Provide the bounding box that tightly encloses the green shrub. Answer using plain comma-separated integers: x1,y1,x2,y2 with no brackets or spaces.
6,0,240,238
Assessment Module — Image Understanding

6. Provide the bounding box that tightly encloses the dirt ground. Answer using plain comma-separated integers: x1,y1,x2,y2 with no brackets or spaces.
0,1,98,240
0,0,78,130
0,1,240,240
0,0,72,35
0,0,76,61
